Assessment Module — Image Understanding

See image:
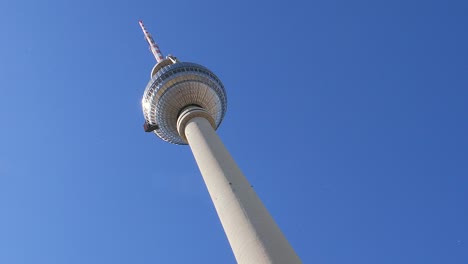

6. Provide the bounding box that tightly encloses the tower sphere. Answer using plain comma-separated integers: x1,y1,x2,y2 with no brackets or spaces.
142,56,227,144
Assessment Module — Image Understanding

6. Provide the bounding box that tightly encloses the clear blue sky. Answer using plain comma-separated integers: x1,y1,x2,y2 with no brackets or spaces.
1,0,467,263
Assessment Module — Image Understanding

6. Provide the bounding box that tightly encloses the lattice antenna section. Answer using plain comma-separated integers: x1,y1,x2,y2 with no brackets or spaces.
139,20,164,62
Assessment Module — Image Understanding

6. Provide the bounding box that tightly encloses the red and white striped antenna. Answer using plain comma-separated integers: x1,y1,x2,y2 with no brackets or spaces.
139,20,164,63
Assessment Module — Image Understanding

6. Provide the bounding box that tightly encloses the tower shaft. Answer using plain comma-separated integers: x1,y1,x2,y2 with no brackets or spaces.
178,107,301,264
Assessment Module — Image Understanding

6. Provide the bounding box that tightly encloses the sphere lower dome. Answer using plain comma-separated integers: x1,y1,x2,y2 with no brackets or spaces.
142,61,227,145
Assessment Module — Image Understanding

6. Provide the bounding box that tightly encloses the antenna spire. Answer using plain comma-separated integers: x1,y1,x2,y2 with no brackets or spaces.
139,20,165,63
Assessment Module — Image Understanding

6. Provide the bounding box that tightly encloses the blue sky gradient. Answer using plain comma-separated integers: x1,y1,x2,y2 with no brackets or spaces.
1,0,467,263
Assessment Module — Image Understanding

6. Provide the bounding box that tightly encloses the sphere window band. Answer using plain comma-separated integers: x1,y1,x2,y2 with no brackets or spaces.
142,62,227,145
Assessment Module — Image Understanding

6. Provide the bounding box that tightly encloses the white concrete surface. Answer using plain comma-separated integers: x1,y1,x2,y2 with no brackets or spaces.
178,107,301,264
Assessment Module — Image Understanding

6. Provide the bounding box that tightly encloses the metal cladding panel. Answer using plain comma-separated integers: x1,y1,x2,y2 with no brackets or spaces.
141,62,227,144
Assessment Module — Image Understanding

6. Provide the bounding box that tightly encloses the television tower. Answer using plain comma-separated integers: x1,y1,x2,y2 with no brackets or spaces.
139,21,301,264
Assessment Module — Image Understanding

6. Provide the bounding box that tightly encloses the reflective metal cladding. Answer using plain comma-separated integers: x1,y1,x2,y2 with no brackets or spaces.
142,60,227,145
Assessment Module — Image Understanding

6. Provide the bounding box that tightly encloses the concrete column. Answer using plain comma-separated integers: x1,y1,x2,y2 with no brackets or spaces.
177,106,301,264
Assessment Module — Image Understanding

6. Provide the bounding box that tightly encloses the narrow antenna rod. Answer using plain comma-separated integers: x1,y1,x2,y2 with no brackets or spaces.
139,20,164,62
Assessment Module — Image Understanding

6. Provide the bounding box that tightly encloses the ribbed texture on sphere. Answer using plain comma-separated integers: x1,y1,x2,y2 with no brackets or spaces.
142,62,227,144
